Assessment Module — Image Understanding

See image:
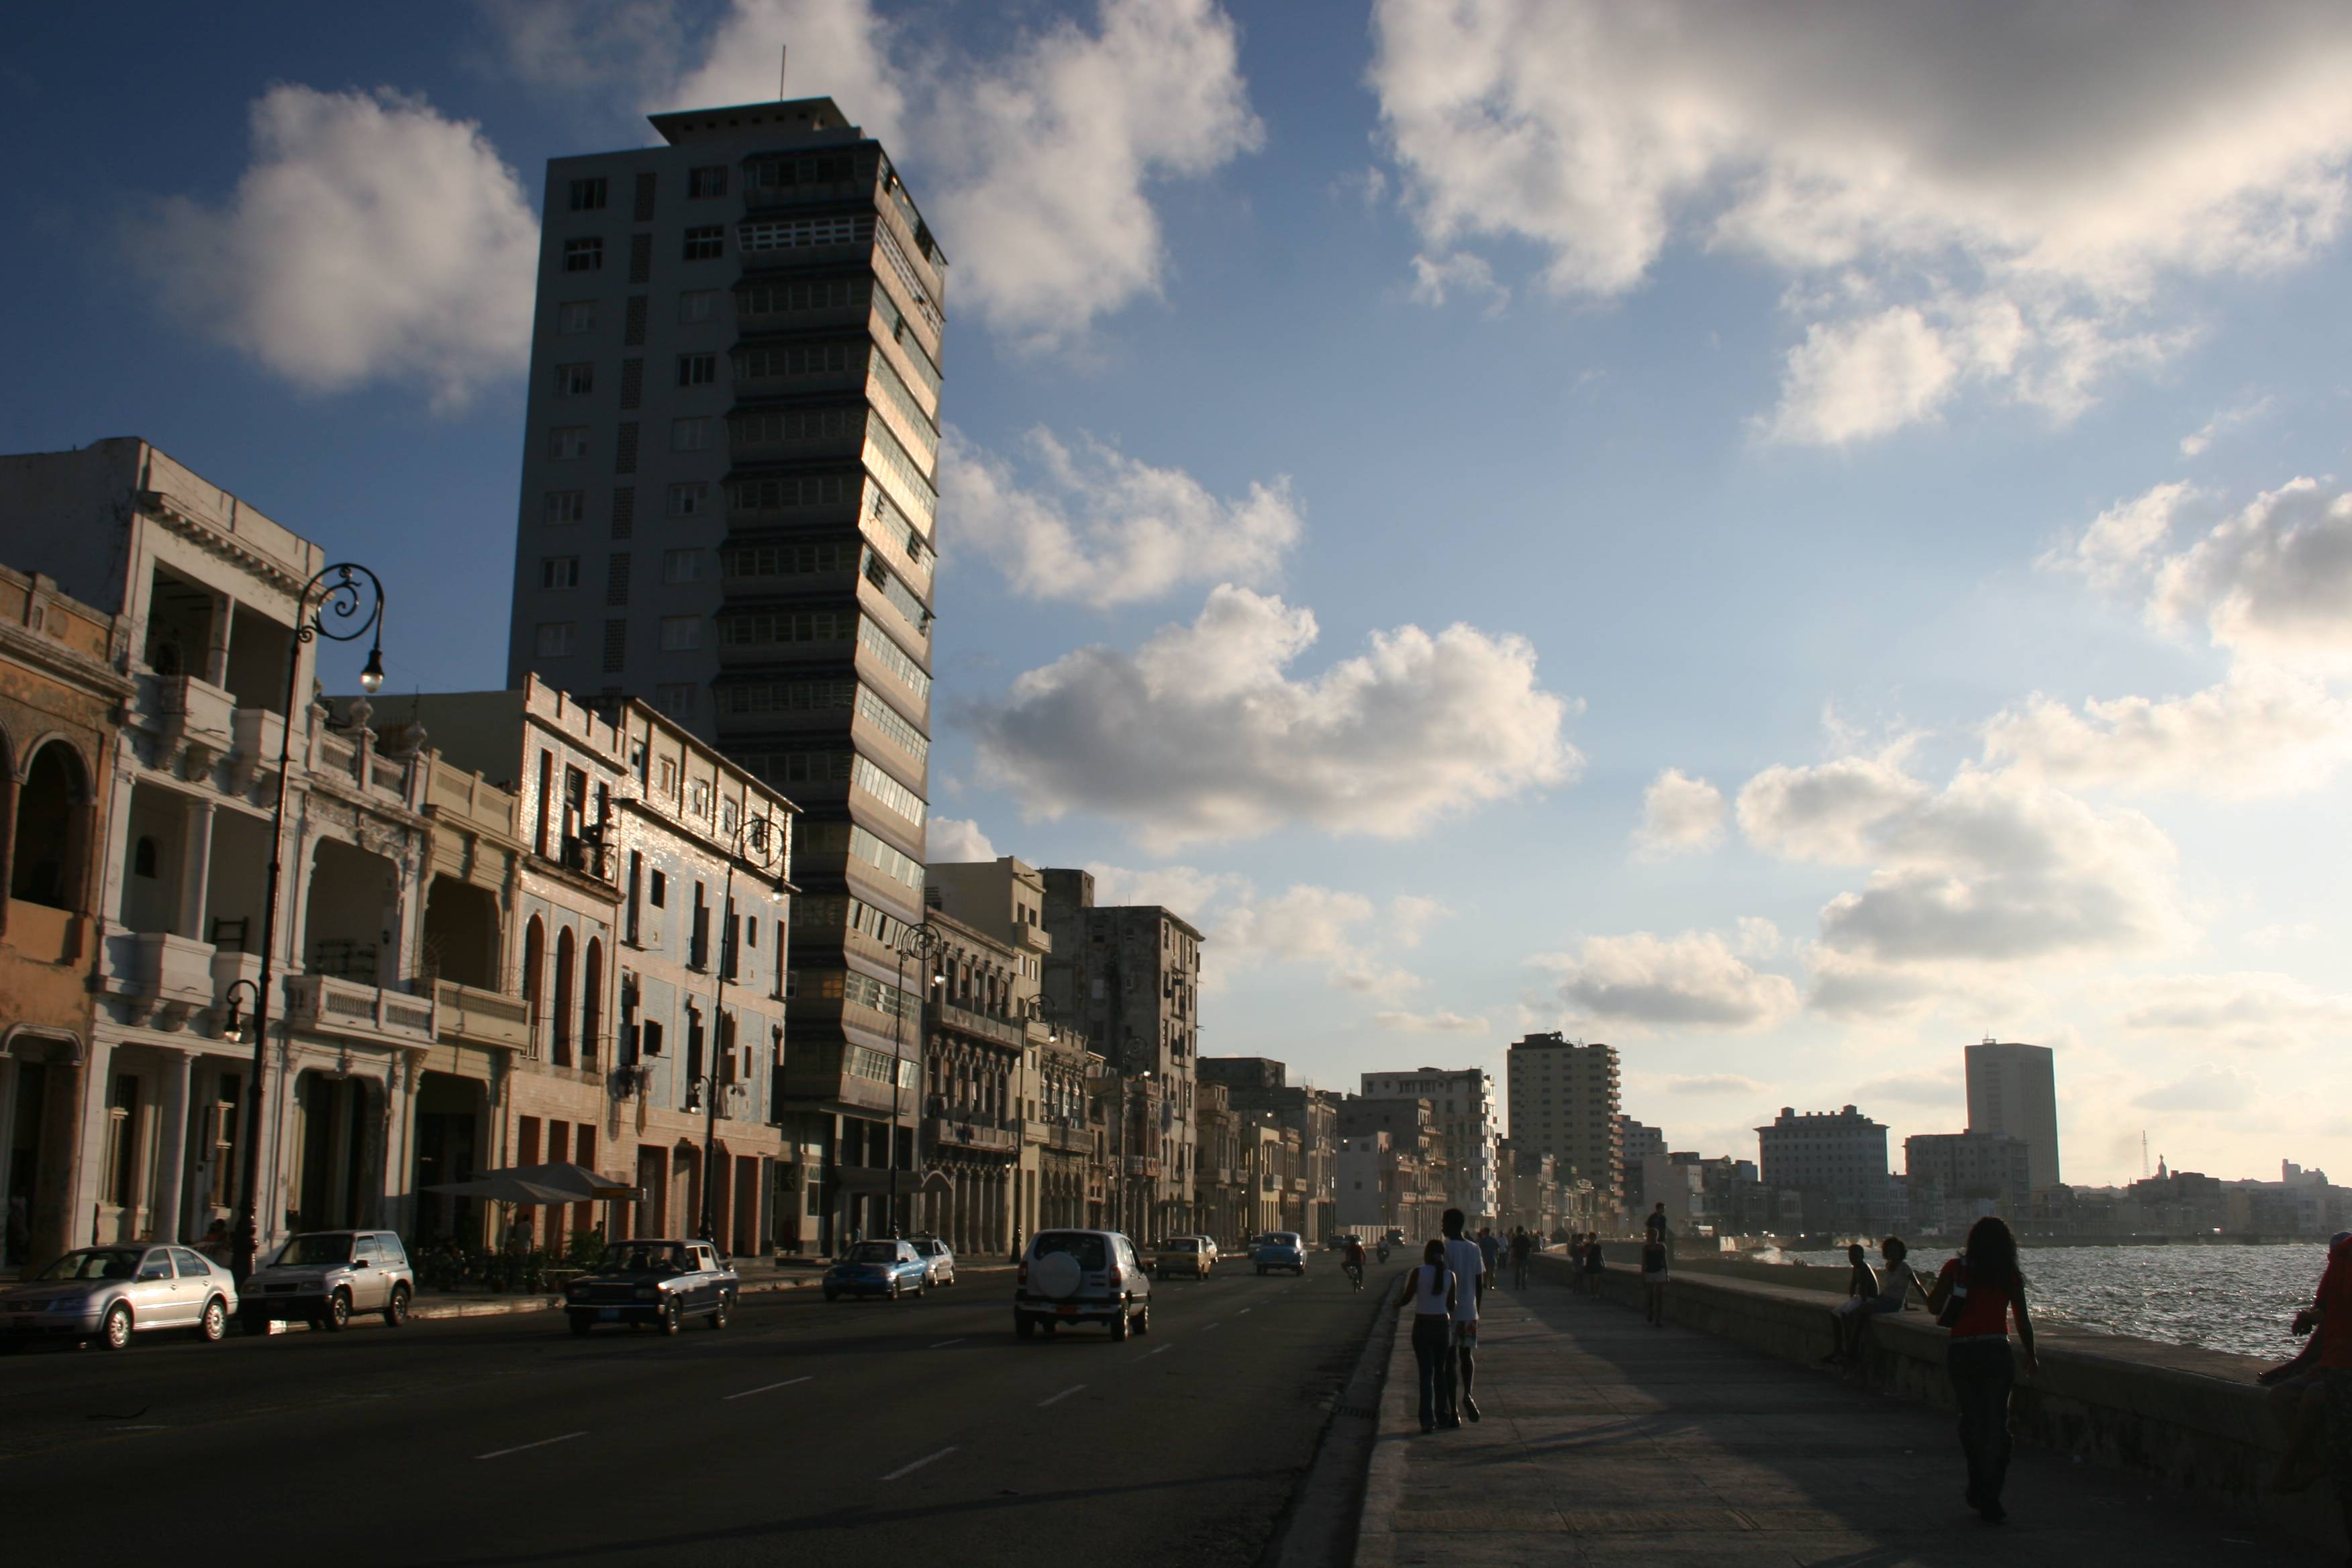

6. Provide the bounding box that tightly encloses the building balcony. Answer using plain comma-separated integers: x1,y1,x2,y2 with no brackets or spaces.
936,1000,1022,1048
283,973,436,1050
928,1114,1017,1155
146,673,237,776
100,928,218,1026
5,899,89,966
1016,922,1051,954
434,980,530,1051
1126,1155,1161,1179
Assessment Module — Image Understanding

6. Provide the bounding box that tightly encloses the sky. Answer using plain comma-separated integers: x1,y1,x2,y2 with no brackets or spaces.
8,0,2352,1188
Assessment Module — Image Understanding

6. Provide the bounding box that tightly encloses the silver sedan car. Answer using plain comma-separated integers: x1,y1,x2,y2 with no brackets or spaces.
2,1245,240,1349
912,1237,957,1287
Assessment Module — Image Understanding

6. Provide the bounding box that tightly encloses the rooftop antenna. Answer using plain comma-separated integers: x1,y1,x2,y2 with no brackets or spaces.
778,45,788,99
2141,1130,2149,1179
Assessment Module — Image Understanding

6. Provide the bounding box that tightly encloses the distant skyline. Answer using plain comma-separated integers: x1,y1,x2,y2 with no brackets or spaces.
7,1,2352,1184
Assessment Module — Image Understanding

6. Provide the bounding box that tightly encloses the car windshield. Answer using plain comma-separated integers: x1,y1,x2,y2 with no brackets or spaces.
914,1241,942,1256
35,1248,141,1281
275,1234,354,1267
604,1245,686,1273
846,1242,902,1263
1163,1238,1198,1252
1032,1232,1108,1270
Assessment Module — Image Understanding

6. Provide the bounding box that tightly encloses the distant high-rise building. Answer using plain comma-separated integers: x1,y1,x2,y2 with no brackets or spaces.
1757,1105,1895,1231
1361,1067,1497,1222
506,93,948,1245
1965,1040,2059,1189
1506,1035,1623,1217
1618,1115,1666,1208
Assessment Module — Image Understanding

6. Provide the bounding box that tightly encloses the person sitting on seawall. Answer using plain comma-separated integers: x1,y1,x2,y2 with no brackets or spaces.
1822,1242,1879,1363
2259,1237,2339,1496
1826,1236,1924,1365
1928,1217,2039,1526
2300,1230,2352,1549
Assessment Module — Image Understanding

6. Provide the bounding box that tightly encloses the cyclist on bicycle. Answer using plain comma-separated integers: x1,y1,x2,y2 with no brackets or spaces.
1344,1234,1367,1291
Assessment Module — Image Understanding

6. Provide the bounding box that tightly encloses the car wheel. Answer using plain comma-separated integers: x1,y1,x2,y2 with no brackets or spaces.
710,1296,730,1330
569,1312,594,1337
1015,1314,1035,1340
1040,1318,1057,1336
101,1302,134,1351
1108,1305,1130,1341
888,1278,902,1302
823,1287,840,1302
321,1289,352,1332
1134,1304,1152,1336
660,1297,683,1336
383,1285,410,1328
199,1296,228,1342
1257,1265,1266,1277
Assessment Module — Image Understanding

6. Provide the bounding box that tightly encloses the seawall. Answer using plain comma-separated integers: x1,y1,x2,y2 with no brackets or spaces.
1532,1252,2342,1551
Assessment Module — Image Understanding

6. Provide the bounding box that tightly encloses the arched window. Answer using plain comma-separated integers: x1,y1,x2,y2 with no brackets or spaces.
13,741,90,910
522,917,546,1058
553,928,577,1065
582,937,604,1069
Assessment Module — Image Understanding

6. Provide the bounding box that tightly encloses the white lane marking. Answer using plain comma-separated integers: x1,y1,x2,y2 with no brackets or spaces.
1237,1307,1253,1315
113,1424,168,1430
723,1375,811,1401
880,1445,957,1481
1141,1344,1171,1359
1202,1321,1221,1332
929,1337,965,1349
477,1431,586,1460
1037,1383,1086,1408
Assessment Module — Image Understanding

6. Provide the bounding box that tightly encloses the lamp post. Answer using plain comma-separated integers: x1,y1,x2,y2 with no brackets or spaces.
888,919,945,1240
228,563,386,1285
697,812,789,1244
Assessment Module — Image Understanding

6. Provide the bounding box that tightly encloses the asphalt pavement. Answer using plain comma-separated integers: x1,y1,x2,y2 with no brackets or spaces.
0,1258,1393,1566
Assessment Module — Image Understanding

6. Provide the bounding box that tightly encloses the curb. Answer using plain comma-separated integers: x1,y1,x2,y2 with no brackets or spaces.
409,1262,1018,1322
1265,1269,1403,1568
1350,1305,1411,1568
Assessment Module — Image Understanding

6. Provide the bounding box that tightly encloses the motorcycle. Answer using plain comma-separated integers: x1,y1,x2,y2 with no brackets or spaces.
1374,1242,1389,1263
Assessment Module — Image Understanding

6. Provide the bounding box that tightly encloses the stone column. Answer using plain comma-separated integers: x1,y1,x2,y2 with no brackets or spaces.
149,1052,193,1243
178,797,216,942
68,1038,116,1247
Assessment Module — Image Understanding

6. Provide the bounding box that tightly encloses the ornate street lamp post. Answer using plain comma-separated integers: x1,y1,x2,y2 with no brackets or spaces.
226,563,386,1285
888,920,945,1239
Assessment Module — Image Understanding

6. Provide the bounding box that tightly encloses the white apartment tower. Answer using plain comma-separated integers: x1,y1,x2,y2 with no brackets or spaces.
1360,1066,1496,1223
505,95,946,1246
1506,1034,1623,1218
1965,1040,2061,1191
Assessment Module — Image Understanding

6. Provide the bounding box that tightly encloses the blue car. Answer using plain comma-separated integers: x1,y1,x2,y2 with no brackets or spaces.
824,1240,930,1301
1252,1231,1306,1276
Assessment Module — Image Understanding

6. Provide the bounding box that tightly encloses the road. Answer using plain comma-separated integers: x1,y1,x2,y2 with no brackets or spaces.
0,1259,1390,1566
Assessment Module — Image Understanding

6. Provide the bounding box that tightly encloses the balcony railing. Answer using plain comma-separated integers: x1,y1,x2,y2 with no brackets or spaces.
434,979,530,1051
927,1114,1017,1154
1126,1155,1161,1178
936,1001,1022,1047
283,973,436,1049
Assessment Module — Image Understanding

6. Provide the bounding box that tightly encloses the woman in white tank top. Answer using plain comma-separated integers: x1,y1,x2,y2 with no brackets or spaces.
1396,1238,1458,1432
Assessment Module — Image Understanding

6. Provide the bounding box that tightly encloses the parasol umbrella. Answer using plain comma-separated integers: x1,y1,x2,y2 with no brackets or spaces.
424,1162,643,1206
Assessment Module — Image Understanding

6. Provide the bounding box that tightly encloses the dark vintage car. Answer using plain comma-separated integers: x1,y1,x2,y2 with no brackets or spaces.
563,1239,737,1335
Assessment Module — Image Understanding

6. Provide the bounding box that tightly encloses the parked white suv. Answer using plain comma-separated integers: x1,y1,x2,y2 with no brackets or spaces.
242,1230,415,1333
1014,1228,1152,1340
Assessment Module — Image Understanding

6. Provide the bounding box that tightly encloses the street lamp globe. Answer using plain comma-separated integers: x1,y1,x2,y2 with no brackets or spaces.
358,645,386,694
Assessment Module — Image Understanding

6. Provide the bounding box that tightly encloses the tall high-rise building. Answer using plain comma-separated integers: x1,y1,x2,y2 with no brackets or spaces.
1757,1105,1896,1231
506,93,947,1245
1506,1034,1623,1217
1965,1040,2060,1190
1360,1067,1497,1222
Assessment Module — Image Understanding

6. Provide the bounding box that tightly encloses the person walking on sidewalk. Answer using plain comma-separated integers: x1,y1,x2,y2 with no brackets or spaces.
1641,1223,1671,1326
1510,1226,1532,1289
1395,1238,1459,1433
1929,1216,2039,1524
1441,1208,1487,1423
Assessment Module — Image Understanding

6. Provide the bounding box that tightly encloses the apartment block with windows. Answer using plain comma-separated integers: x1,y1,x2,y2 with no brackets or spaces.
507,94,945,1255
1359,1065,1496,1224
1506,1034,1624,1219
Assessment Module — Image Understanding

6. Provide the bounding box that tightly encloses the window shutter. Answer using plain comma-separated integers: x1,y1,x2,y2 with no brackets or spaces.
609,486,635,541
615,423,639,475
607,552,632,607
624,295,648,346
629,233,652,285
602,618,627,673
634,170,657,222
619,358,643,409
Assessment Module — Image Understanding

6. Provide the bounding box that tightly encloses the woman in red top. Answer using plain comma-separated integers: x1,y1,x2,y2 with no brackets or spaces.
1932,1216,2039,1524
2313,1230,2352,1553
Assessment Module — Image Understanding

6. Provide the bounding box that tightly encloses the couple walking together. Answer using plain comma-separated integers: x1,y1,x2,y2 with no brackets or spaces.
1395,1208,1484,1432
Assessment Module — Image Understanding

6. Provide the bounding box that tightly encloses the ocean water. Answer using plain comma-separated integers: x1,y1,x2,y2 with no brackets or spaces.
1775,1244,2331,1360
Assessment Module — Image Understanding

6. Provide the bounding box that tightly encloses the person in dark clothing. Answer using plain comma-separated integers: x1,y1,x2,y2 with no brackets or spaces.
2306,1230,2352,1547
1395,1238,1458,1433
1509,1226,1532,1289
1930,1217,2039,1524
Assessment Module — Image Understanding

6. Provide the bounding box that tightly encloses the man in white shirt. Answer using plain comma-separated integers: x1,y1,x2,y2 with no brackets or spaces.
1441,1208,1485,1424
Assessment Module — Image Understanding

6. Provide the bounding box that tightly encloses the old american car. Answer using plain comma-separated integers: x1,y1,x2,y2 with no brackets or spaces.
3,1245,239,1349
565,1239,737,1334
1153,1236,1211,1278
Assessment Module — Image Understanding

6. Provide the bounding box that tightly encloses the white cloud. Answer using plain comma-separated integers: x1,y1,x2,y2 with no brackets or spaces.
1662,1073,1765,1097
1369,1,2352,442
1734,917,1783,961
1080,864,1437,1002
969,584,1580,850
2133,1069,2258,1114
1375,1010,1490,1034
1082,862,1244,920
2246,922,2320,950
479,0,688,98
1739,756,2193,1015
1388,895,1453,948
2115,971,2352,1050
926,817,999,863
2179,395,2275,458
941,428,1301,608
1855,1071,1963,1107
1981,669,2352,797
2151,478,2352,674
1408,252,1508,312
1633,768,1726,858
2038,479,2203,591
1543,930,1800,1032
667,0,905,143
1213,884,1376,967
139,86,538,408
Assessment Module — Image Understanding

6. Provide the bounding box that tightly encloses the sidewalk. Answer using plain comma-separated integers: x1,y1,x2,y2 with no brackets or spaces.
411,1257,1012,1322
1356,1273,2333,1567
